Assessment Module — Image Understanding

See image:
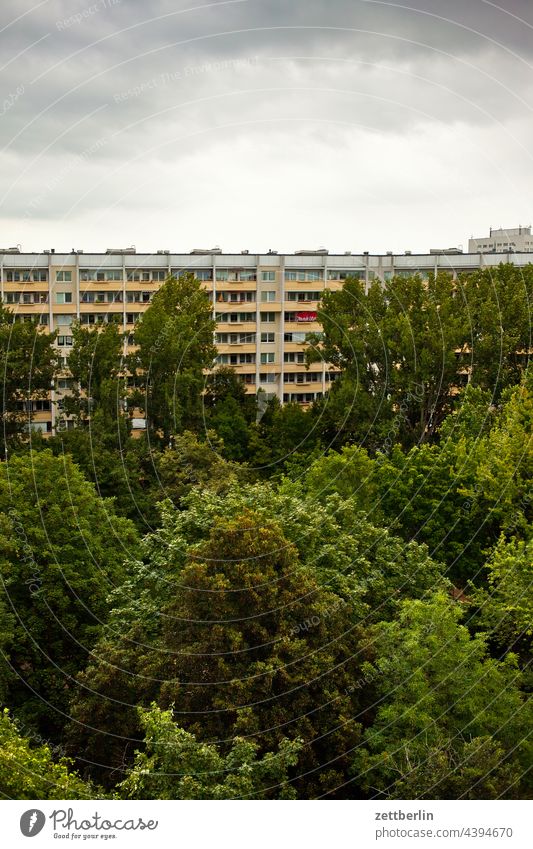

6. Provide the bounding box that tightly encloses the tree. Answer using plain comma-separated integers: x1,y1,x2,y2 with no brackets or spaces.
461,264,533,395
352,594,531,799
131,274,216,439
0,450,138,737
68,480,445,793
0,708,99,799
0,592,14,704
156,430,245,506
250,401,322,475
372,442,486,582
68,505,365,795
472,534,533,658
64,321,126,424
309,273,467,448
460,378,533,538
302,444,377,516
0,305,59,451
119,704,301,799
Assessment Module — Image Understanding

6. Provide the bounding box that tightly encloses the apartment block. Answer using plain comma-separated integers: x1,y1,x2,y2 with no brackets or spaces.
1,243,531,435
468,226,533,253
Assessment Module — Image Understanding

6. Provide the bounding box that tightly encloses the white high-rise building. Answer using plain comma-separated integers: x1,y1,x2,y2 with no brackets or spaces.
1,239,531,435
469,226,533,254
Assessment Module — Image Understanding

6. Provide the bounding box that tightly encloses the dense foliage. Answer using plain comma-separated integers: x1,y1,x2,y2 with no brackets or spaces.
0,268,531,799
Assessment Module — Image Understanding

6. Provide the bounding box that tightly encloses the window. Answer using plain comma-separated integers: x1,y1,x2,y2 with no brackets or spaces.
261,332,275,343
80,269,122,282
56,314,73,326
285,269,322,282
261,291,276,302
5,270,46,282
5,290,47,304
57,335,73,346
193,269,212,281
284,332,306,343
217,353,256,365
126,291,151,303
216,269,256,282
285,371,320,383
261,271,276,282
216,332,255,344
216,291,255,304
127,270,152,281
215,311,253,324
127,312,140,324
286,291,321,302
57,378,73,390
284,352,305,363
259,373,277,383
82,291,122,303
56,292,72,304
327,269,364,281
260,311,275,323
56,270,72,282
80,314,101,325
260,352,275,364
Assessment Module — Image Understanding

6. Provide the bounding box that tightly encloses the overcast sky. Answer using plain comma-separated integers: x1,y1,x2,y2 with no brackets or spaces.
1,0,533,253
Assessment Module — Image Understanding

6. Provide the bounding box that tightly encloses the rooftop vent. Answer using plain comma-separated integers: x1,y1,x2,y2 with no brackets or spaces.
157,249,170,255
106,246,136,254
295,248,329,255
190,247,222,255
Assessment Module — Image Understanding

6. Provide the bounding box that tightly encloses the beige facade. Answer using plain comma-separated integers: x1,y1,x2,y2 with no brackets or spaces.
1,245,530,434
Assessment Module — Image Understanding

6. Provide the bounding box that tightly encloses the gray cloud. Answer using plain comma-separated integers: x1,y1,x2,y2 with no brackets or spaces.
1,0,533,250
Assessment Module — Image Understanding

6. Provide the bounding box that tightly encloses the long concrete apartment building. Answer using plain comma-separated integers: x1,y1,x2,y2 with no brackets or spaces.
1,236,531,434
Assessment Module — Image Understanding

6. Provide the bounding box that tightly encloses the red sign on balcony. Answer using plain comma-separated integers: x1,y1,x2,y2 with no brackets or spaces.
295,311,317,323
